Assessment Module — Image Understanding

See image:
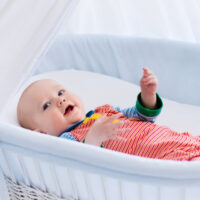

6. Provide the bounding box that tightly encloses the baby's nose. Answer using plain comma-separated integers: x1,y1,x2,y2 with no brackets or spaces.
56,96,66,107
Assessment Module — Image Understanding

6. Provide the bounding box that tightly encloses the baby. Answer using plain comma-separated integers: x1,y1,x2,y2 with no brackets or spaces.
17,68,200,161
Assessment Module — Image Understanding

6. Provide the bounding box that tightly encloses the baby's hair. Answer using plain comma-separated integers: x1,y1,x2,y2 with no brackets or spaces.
17,79,50,129
17,81,38,128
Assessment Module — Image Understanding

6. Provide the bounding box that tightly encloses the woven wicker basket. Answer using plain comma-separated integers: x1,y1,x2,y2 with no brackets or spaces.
5,176,74,200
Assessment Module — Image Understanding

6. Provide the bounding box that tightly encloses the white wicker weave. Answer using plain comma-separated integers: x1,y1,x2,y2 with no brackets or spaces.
5,176,74,200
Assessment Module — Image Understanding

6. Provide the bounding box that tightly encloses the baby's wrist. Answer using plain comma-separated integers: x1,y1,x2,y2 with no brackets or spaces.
84,135,102,146
141,89,156,96
141,92,157,109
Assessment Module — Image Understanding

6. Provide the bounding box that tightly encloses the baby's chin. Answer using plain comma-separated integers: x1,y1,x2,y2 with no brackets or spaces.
47,112,86,136
43,125,68,136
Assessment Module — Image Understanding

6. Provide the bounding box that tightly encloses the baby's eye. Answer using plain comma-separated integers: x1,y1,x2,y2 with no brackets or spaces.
43,103,51,110
58,90,64,96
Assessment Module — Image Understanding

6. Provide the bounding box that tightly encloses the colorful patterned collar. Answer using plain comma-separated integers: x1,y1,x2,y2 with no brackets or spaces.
58,110,94,137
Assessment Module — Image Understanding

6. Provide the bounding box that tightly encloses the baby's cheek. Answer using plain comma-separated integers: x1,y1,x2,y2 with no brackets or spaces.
49,113,63,126
34,112,60,135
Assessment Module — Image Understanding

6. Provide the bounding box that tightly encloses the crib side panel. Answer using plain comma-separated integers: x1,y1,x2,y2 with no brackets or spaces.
1,146,200,200
36,35,200,106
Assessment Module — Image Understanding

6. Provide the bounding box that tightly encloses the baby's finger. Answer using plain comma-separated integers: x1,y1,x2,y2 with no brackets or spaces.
142,67,149,78
111,120,125,129
119,127,132,133
142,67,149,72
146,78,157,85
143,67,152,75
107,113,123,122
96,114,107,122
143,75,157,83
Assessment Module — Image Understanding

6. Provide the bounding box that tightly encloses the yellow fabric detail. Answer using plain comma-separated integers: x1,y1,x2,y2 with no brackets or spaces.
83,113,102,124
112,119,119,123
83,113,120,124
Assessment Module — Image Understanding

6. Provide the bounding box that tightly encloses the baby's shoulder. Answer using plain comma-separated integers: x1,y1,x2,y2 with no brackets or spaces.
94,104,118,114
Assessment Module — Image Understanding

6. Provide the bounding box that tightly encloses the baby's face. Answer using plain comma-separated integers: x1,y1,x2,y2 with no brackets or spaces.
18,79,85,136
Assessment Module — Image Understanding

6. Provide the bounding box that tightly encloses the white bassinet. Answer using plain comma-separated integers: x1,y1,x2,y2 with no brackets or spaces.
1,2,200,200
1,34,200,200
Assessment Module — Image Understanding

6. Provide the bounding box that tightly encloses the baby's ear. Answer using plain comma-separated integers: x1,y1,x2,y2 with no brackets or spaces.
34,129,47,134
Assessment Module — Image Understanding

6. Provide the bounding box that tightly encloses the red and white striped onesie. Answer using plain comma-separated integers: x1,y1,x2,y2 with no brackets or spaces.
69,104,200,161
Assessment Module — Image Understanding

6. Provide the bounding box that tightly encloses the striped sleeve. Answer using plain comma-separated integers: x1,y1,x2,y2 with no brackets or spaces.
59,132,78,141
113,93,163,122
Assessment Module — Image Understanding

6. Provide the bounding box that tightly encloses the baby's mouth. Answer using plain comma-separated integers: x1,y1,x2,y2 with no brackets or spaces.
64,105,74,115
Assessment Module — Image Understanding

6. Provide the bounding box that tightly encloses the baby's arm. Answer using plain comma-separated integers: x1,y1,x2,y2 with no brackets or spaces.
113,67,163,122
113,104,161,122
84,113,124,146
140,67,158,109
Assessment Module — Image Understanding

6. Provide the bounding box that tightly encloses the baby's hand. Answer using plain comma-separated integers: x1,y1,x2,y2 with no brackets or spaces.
85,113,124,146
140,67,158,109
140,67,158,95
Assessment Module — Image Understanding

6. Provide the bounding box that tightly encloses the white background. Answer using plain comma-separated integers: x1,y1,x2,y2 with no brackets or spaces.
60,0,200,43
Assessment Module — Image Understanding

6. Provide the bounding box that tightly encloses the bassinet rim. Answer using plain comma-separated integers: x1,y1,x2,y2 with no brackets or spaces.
1,121,200,187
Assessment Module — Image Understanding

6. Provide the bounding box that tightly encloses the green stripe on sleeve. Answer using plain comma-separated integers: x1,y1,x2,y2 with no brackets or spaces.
136,93,163,117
